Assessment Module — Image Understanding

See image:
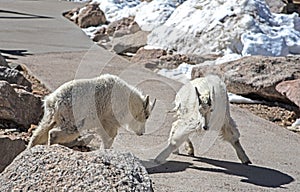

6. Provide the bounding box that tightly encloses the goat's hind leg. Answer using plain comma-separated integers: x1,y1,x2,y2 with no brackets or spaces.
155,122,190,164
184,138,195,156
231,139,251,164
155,140,186,164
27,119,56,149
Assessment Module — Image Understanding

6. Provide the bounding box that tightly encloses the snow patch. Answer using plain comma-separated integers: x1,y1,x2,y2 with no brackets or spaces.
134,1,177,31
91,0,144,22
147,0,300,56
157,63,194,84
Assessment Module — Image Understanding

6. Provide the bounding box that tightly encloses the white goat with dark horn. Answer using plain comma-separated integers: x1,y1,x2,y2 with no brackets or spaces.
155,75,251,165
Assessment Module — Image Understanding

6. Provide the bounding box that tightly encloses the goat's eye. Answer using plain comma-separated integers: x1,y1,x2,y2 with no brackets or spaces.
145,113,149,119
210,109,214,112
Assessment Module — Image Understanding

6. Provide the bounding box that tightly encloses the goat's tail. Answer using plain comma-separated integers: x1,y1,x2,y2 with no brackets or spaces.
27,96,57,149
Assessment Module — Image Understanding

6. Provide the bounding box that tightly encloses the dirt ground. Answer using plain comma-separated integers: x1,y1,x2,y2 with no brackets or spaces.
235,103,298,128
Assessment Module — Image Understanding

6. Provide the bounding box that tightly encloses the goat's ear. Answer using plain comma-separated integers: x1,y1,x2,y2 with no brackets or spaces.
144,95,150,108
195,87,202,104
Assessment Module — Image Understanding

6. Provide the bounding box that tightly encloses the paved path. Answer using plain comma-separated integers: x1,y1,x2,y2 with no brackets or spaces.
0,0,93,57
1,0,300,191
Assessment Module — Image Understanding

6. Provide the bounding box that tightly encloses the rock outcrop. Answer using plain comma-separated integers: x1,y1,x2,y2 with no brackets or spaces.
132,48,220,69
0,145,153,191
0,81,42,129
192,56,300,105
265,0,286,13
0,136,26,172
0,53,8,67
0,66,32,92
92,16,142,47
283,0,300,14
276,79,300,108
112,31,149,54
106,16,140,37
63,3,107,28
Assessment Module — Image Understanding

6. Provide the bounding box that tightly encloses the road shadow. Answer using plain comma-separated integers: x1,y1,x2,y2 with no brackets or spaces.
144,160,192,174
143,156,294,189
192,156,294,188
0,10,53,19
0,49,32,60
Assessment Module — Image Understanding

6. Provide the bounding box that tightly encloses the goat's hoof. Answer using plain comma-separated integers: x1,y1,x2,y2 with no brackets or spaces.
242,160,252,165
187,151,194,157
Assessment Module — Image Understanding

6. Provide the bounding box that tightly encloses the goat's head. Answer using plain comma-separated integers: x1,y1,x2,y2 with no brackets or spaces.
195,87,213,131
128,95,156,135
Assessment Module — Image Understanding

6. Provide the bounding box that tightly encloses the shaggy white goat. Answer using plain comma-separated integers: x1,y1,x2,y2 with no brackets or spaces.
27,74,155,149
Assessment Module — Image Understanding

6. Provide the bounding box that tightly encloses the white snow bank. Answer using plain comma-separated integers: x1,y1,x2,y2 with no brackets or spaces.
91,0,143,22
134,1,177,31
228,93,263,104
147,0,300,56
89,0,183,25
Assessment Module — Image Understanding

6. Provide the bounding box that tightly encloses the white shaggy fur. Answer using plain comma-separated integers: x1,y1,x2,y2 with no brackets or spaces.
155,75,251,164
27,74,154,149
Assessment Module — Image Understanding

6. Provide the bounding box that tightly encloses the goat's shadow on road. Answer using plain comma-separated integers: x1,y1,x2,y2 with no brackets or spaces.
144,156,294,189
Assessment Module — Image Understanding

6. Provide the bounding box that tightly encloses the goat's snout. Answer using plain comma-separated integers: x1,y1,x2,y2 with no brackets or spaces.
203,125,209,130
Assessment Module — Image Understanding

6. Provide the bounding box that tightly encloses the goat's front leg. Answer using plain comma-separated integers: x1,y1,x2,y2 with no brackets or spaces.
48,127,80,146
101,136,115,149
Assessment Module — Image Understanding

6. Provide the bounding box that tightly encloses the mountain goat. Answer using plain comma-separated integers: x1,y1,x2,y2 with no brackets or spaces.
155,75,251,164
27,74,155,149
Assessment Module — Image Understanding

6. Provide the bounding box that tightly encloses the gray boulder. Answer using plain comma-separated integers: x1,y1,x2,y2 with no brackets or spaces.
0,81,42,129
131,48,219,69
63,4,107,28
276,79,300,108
0,66,32,92
0,145,153,191
112,31,149,54
131,48,167,63
192,56,300,104
107,16,141,37
282,0,300,14
0,53,8,67
77,3,107,28
265,0,286,13
0,136,26,172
